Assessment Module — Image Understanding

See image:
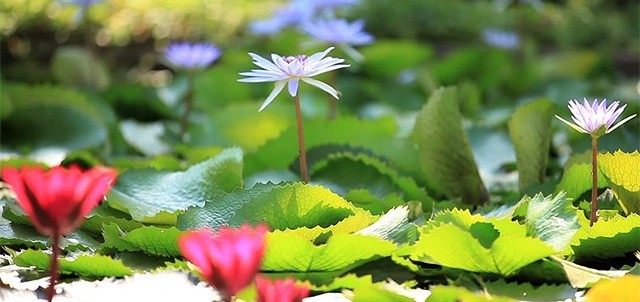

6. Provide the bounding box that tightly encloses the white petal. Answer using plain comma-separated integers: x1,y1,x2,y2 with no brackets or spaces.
288,78,300,96
301,77,340,99
259,80,287,112
606,114,637,133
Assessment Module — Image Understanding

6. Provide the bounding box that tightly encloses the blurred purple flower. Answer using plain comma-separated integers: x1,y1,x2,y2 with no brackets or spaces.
249,2,314,36
238,47,350,111
555,98,636,137
483,29,520,49
301,19,374,62
64,0,103,6
163,42,221,71
302,19,374,46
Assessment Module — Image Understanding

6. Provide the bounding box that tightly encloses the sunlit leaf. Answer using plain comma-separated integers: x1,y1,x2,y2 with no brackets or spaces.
598,151,640,214
101,224,182,258
262,232,397,272
106,148,243,223
14,250,132,278
524,192,580,252
177,182,374,235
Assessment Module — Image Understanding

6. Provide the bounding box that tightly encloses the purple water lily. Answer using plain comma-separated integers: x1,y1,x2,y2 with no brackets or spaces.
555,98,636,137
163,42,222,71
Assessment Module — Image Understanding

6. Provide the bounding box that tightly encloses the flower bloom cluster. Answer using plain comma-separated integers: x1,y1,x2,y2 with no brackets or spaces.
555,98,636,137
239,47,350,111
163,42,222,71
1,165,117,236
178,224,309,301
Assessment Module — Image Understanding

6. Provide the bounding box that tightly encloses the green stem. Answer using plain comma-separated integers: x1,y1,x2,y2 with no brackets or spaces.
590,136,598,226
180,72,196,142
46,232,60,302
294,95,310,183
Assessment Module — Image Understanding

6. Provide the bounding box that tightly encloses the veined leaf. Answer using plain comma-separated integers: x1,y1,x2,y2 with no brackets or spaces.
101,224,182,258
524,192,580,252
598,151,640,214
177,182,374,235
106,148,243,223
569,214,640,264
262,232,397,272
483,279,577,301
310,151,434,211
13,250,132,278
411,86,488,204
428,285,516,302
1,84,107,151
554,163,607,201
0,224,100,252
508,99,555,191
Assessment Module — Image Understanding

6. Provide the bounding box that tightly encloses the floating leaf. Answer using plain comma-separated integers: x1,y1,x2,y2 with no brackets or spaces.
1,84,107,151
13,250,132,278
106,148,243,223
411,86,488,204
312,274,375,292
554,163,607,201
598,151,640,214
244,116,416,179
569,214,640,265
0,224,100,252
310,151,433,211
428,285,516,302
411,213,555,276
508,99,555,191
101,224,182,258
524,192,580,252
483,279,578,301
351,285,415,302
262,232,397,272
51,46,110,90
177,182,374,235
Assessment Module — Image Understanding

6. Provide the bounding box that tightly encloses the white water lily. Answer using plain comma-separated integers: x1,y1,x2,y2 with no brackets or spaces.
555,98,636,137
238,47,349,111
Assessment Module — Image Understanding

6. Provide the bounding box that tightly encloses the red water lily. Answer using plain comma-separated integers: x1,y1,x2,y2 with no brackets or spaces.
256,276,310,302
1,164,117,302
1,165,117,236
178,224,268,300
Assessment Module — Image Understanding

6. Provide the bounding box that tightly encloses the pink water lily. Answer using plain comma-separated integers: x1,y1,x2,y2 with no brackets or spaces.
555,98,636,137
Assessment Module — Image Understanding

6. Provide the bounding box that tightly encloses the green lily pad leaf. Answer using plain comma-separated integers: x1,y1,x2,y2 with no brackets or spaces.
351,285,415,302
524,192,580,252
428,285,516,302
244,116,405,177
484,279,578,302
360,40,432,78
411,86,488,204
191,102,292,151
51,46,110,90
569,213,640,265
101,224,182,258
312,274,375,292
0,224,100,252
106,148,243,223
13,250,132,278
177,182,373,233
508,99,555,191
310,151,433,211
262,232,397,272
550,256,627,288
1,84,107,151
356,206,417,244
598,151,640,214
554,163,607,201
81,204,144,234
411,221,555,276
